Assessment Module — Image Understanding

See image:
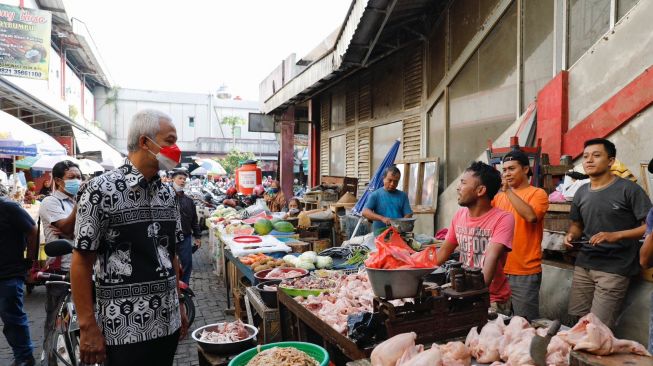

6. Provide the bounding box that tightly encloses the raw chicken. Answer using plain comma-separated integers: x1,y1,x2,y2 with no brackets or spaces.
296,272,374,334
557,313,651,356
371,332,417,366
546,335,571,366
502,331,536,365
439,341,471,366
498,317,531,361
395,344,423,366
465,326,479,356
475,318,505,363
399,345,443,366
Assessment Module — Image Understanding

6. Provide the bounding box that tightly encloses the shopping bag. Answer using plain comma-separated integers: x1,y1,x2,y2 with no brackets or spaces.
365,227,438,269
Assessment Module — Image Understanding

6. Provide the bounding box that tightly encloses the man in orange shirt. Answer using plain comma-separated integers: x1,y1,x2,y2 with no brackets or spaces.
493,151,549,320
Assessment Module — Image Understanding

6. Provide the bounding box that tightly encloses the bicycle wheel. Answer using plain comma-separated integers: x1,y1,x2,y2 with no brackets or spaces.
181,294,195,327
46,324,74,366
65,331,80,366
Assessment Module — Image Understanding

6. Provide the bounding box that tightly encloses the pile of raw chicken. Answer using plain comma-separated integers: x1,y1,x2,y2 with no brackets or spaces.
295,272,375,334
370,313,650,366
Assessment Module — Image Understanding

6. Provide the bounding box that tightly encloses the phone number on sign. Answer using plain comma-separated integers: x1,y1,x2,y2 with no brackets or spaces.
0,68,42,78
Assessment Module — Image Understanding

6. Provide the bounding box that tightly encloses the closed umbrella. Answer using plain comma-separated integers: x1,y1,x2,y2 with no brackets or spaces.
350,138,401,238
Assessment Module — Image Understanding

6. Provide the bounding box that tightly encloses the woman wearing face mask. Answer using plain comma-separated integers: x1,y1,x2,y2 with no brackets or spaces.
38,159,81,365
263,180,287,212
284,197,302,219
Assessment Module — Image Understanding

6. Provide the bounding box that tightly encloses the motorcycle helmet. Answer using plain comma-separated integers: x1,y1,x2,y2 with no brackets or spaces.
226,187,237,196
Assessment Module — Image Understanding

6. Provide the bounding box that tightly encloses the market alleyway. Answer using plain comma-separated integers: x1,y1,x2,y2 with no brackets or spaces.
0,234,233,366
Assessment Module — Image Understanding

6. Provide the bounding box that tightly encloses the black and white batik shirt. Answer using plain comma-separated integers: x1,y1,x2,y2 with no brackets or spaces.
74,160,184,346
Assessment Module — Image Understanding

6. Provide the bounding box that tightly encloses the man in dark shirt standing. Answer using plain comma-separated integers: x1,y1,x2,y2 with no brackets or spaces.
171,169,201,285
71,109,188,366
0,183,38,366
565,138,652,329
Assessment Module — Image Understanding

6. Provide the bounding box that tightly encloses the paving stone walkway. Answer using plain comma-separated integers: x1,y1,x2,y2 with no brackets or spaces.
0,234,232,365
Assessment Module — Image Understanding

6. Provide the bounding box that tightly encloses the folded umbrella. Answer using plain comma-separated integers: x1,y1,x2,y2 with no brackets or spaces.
350,138,401,239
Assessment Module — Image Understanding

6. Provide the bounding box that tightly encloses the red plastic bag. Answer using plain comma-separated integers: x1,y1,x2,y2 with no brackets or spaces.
365,227,438,269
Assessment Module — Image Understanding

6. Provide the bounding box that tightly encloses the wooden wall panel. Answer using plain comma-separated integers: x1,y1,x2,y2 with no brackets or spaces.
404,45,424,109
320,96,331,175
358,73,372,121
403,115,421,159
345,90,356,126
357,127,371,197
372,54,403,118
345,129,356,177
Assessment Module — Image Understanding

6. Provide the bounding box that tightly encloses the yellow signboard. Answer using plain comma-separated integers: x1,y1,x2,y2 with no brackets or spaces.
0,4,51,80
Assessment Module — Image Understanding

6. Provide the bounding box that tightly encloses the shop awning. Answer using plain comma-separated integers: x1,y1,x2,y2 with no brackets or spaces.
71,126,123,168
0,77,123,161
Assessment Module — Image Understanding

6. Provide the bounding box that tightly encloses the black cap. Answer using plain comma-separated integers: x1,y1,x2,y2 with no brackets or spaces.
649,157,653,174
502,150,530,166
171,168,188,178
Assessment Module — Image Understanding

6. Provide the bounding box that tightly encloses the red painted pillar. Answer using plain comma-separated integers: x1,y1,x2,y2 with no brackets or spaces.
536,71,568,164
280,107,295,201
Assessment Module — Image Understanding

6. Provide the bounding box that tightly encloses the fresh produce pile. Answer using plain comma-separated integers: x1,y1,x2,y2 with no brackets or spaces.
211,205,239,220
225,223,255,235
240,253,271,266
282,251,333,270
199,320,250,344
264,268,306,280
244,255,292,272
342,249,368,267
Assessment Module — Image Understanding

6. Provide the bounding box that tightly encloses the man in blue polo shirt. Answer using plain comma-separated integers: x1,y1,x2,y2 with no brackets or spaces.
362,165,413,234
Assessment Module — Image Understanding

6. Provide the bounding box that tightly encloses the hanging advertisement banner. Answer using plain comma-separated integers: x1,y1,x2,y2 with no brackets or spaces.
0,4,51,80
54,136,74,156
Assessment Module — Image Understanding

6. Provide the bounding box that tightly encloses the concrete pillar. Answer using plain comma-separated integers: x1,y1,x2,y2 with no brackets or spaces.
280,107,295,200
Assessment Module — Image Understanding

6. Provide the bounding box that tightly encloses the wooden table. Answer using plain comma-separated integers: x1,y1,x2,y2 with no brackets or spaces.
244,286,280,344
277,289,371,365
570,350,653,366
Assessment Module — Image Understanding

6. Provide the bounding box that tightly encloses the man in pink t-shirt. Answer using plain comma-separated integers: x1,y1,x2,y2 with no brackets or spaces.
437,161,515,314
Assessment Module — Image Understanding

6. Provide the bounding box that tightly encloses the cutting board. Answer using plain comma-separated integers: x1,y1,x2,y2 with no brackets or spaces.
570,350,653,366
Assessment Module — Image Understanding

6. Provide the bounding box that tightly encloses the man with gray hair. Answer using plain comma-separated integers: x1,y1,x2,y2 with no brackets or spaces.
70,109,187,366
362,165,413,234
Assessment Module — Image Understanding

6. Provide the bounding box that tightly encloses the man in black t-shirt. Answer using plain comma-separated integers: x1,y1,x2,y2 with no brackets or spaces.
0,183,38,366
565,138,652,329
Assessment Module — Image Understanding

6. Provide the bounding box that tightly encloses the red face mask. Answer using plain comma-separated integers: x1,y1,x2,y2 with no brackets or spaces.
147,137,181,170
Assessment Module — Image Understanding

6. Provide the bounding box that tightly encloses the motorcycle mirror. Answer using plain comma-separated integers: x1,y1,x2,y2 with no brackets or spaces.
44,239,74,257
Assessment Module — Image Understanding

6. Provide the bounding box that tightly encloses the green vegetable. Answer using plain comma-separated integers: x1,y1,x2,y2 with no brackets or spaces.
283,255,298,266
296,260,315,270
344,250,368,266
316,256,333,269
298,251,317,263
254,219,274,235
273,221,295,233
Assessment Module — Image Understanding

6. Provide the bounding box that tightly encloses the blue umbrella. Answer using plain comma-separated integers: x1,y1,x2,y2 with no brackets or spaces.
350,138,401,238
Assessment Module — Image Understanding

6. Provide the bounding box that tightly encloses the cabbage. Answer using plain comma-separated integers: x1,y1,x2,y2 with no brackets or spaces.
296,260,315,270
315,256,333,269
283,255,298,266
298,251,317,263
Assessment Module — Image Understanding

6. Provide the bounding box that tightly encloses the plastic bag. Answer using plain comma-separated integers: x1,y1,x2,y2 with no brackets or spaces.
364,227,438,269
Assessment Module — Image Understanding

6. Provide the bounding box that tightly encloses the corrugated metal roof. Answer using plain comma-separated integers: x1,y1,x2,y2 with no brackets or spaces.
261,0,447,114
